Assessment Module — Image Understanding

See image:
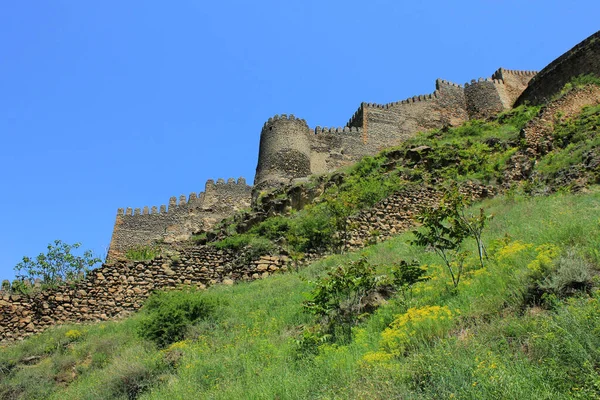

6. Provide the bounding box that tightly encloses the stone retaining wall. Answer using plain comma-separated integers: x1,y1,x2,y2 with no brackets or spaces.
346,183,496,249
0,248,287,343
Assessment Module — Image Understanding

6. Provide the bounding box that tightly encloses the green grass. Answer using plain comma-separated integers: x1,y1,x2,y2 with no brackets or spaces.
536,103,600,182
554,74,600,100
125,245,161,261
3,188,600,399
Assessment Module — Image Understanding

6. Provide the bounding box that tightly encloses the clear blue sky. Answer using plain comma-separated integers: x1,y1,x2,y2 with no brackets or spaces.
0,1,598,280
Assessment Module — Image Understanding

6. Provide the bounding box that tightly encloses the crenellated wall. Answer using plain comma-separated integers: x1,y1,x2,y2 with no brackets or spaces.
253,69,538,189
108,178,252,260
492,68,537,107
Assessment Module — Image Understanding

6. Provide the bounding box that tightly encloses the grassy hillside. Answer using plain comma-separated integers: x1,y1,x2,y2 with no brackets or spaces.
3,81,600,399
2,189,600,399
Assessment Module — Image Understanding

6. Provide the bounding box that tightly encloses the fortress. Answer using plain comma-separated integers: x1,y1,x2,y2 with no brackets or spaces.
2,30,600,343
108,30,600,260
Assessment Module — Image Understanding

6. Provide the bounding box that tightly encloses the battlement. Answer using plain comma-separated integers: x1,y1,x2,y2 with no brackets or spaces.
464,77,505,87
346,104,365,128
117,192,198,217
436,78,464,89
492,68,538,79
116,177,251,218
262,114,308,131
362,91,440,110
314,126,362,135
206,177,248,189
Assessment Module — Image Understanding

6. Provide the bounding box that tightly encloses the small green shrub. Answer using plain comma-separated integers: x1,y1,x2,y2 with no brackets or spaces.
125,245,160,261
391,259,430,299
287,205,337,253
539,248,596,297
450,119,492,138
303,257,386,343
412,192,469,287
249,216,291,241
212,233,254,250
497,104,542,130
137,289,217,348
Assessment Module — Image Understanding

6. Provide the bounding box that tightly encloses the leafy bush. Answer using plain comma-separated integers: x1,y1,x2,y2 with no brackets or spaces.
249,216,291,241
303,257,386,342
287,205,337,253
411,188,492,287
137,289,217,348
450,119,494,138
497,104,541,130
391,259,430,299
212,233,255,250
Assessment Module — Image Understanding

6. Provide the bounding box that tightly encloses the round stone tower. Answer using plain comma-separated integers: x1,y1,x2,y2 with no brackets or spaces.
254,114,312,190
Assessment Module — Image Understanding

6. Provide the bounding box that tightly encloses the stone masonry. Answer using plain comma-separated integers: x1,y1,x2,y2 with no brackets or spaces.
108,178,252,260
254,72,537,192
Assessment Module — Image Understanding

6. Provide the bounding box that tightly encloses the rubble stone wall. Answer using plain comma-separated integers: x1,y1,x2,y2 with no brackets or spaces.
0,248,288,343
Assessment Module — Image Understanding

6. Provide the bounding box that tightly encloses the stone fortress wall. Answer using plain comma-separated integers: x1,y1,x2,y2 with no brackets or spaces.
108,178,252,260
253,69,538,190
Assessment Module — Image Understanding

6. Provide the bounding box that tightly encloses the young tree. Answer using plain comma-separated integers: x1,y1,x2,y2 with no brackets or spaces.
391,259,430,300
14,240,101,286
411,188,491,287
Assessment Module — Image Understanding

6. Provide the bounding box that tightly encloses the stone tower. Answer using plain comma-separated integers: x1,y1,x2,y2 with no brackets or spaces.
254,114,312,190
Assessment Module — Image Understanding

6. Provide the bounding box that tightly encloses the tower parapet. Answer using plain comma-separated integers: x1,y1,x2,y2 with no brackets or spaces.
464,78,508,119
254,114,312,190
